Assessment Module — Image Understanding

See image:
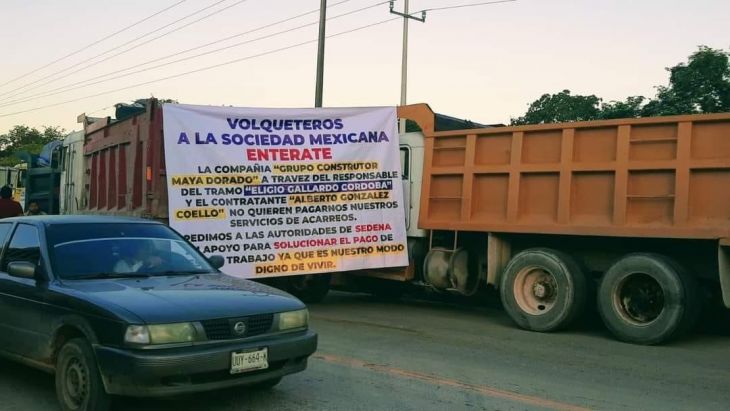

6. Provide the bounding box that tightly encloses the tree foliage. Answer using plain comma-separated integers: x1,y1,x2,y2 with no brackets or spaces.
512,46,730,125
641,46,730,116
599,96,646,120
0,125,65,166
511,90,601,125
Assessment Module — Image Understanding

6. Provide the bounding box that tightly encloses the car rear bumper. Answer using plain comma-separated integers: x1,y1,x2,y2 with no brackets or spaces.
93,330,317,397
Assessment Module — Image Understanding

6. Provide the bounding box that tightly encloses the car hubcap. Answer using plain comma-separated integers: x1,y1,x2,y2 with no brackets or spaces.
615,273,664,325
513,266,558,315
65,358,89,408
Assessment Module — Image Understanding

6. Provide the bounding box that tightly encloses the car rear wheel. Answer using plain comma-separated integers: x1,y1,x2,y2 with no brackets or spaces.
56,338,110,411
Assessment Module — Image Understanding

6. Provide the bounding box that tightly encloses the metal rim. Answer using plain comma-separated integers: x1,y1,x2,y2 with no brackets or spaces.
512,265,558,315
62,355,89,410
613,272,664,326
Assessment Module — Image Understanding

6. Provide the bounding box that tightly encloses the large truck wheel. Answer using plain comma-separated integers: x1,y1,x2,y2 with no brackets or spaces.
286,274,331,303
597,254,700,345
500,248,587,332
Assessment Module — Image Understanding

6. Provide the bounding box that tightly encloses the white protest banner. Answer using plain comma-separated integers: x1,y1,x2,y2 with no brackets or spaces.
163,104,408,278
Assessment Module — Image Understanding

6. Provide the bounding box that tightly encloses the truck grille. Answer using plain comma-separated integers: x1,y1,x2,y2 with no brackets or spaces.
200,314,274,340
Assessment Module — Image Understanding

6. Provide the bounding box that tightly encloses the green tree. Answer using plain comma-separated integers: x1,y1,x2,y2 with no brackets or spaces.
599,96,646,119
512,46,730,125
0,125,65,166
642,46,730,116
511,90,601,125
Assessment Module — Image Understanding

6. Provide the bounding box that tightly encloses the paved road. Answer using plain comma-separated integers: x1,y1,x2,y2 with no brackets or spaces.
2,291,729,411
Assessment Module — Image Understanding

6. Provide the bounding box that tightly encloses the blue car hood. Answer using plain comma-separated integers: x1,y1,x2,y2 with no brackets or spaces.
59,273,304,324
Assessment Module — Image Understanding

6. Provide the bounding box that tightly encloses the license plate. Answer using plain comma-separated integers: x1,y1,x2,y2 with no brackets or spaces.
230,348,268,374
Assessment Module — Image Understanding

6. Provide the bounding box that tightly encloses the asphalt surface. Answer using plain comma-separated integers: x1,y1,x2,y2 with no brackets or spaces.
1,291,729,411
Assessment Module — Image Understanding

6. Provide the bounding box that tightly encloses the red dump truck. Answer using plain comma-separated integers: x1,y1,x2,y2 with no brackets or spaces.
66,99,730,344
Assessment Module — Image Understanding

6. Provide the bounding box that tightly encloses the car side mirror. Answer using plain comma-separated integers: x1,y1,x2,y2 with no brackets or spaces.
8,261,38,279
209,255,225,269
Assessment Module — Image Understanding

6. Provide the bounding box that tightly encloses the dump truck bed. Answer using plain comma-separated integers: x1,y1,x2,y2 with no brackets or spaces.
414,109,730,239
82,100,168,220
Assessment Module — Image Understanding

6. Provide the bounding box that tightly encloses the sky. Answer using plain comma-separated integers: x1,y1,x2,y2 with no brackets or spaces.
0,0,729,134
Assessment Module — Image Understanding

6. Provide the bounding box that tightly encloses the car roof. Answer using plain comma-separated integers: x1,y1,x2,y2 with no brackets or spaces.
1,215,163,226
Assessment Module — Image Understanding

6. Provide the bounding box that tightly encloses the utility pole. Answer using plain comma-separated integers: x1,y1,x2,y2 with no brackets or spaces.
315,0,327,108
390,1,426,133
399,0,409,133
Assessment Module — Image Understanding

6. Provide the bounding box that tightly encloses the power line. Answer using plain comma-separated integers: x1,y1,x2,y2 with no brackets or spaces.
0,16,401,118
0,0,238,100
0,0,189,90
0,0,360,108
0,0,386,109
422,0,516,12
0,0,246,100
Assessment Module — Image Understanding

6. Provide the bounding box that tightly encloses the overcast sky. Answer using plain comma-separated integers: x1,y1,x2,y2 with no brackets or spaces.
1,0,729,133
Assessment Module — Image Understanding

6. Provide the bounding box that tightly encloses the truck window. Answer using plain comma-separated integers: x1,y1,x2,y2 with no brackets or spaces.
400,147,410,180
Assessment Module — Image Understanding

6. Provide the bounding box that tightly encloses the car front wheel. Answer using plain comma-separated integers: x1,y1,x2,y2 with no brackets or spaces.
55,338,110,411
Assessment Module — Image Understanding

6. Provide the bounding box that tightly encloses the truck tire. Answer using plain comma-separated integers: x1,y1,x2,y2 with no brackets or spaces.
597,254,700,345
286,274,331,303
500,248,587,332
56,338,110,411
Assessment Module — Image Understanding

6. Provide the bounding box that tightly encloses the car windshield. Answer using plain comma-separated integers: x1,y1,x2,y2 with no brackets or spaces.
46,223,216,279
